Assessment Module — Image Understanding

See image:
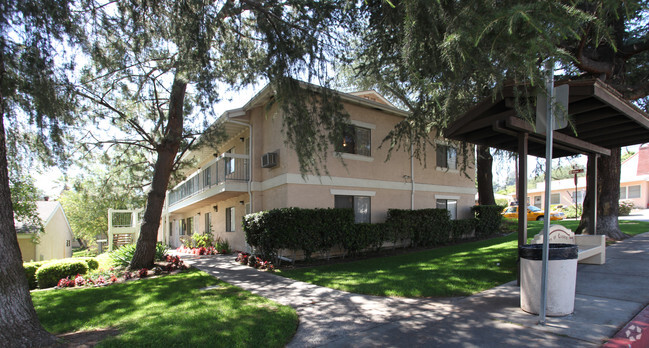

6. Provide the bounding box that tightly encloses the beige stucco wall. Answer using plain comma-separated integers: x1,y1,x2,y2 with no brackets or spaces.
166,193,250,251
163,90,477,251
35,208,73,261
18,236,36,262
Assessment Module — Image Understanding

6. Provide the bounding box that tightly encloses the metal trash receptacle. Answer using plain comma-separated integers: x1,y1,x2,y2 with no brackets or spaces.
519,243,578,316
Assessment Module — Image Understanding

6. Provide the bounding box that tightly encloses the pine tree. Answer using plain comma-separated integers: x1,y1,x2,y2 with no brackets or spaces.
0,0,80,345
353,0,649,238
78,0,356,268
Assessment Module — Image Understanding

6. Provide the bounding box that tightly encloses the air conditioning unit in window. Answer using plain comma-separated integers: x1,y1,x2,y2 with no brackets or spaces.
261,152,278,168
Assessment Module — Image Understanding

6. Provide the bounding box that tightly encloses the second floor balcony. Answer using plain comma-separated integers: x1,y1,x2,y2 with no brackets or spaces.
168,153,249,210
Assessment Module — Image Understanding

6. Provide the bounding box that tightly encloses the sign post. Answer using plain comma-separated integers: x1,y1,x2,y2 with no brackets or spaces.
569,168,584,220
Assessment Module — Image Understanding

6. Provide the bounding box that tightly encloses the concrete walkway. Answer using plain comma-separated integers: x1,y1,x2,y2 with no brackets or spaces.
182,232,649,347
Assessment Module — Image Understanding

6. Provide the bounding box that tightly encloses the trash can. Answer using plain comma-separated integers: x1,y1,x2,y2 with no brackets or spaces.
519,243,578,316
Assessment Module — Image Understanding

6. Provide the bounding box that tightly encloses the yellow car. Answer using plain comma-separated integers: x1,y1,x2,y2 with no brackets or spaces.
501,205,565,221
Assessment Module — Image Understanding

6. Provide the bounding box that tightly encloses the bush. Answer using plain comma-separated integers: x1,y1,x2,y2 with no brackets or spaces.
23,261,48,290
243,208,354,261
385,209,452,247
110,243,168,267
472,205,503,238
35,260,88,288
75,257,99,271
619,200,635,216
450,219,477,242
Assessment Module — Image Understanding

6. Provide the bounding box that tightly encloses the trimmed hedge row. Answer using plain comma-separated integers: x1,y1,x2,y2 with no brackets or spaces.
35,260,89,289
23,261,48,289
243,206,501,261
471,205,504,238
23,257,99,289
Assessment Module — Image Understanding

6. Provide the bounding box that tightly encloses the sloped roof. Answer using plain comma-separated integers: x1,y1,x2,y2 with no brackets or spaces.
446,79,649,158
15,201,64,233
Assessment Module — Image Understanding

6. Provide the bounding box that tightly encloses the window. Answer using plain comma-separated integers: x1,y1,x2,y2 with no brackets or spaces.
225,148,235,175
203,166,212,188
551,193,560,205
204,212,211,233
225,207,235,232
180,219,186,236
340,125,371,157
534,196,542,208
620,187,626,199
505,207,516,214
335,195,371,223
628,185,641,199
245,203,251,216
436,145,457,170
186,217,194,235
436,199,457,220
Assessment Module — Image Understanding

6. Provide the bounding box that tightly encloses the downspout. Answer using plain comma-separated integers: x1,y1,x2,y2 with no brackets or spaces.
411,139,415,210
228,119,253,213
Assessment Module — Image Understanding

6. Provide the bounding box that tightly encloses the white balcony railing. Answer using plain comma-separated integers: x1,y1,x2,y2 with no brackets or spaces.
168,153,249,206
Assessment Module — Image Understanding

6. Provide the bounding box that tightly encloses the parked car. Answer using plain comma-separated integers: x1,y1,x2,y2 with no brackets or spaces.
501,205,565,221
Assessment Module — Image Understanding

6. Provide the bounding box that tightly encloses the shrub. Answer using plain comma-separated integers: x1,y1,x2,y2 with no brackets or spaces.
472,205,504,238
23,261,48,290
76,257,99,271
619,200,635,216
110,244,137,267
191,232,213,248
243,207,354,261
385,209,452,247
35,260,88,288
450,219,477,242
110,243,168,267
214,237,232,254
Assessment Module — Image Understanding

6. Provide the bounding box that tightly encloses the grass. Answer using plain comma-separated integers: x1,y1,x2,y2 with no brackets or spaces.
32,269,298,347
279,220,649,298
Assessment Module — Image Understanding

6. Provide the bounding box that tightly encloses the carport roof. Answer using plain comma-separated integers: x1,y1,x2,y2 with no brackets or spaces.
445,79,649,157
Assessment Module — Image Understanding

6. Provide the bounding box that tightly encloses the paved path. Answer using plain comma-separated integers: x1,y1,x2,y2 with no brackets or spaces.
182,232,649,347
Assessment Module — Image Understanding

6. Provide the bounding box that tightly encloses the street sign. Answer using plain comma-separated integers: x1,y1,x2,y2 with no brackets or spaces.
569,168,584,174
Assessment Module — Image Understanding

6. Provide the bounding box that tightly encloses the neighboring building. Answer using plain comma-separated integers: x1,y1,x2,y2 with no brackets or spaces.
16,201,74,262
159,83,476,251
526,143,649,209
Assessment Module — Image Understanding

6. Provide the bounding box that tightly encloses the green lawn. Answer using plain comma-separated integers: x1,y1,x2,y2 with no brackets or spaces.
32,269,298,347
279,220,649,298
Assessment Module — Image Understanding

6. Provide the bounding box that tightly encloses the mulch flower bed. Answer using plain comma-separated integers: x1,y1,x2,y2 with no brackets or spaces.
55,255,189,289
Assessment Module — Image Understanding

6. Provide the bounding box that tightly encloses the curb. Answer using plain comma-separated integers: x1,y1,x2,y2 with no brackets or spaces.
602,305,649,348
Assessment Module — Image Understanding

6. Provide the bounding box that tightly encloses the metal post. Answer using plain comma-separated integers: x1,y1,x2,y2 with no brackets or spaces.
539,60,555,326
517,133,528,286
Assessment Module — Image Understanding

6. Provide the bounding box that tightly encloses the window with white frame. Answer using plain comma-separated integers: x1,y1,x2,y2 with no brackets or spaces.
436,199,457,220
334,195,371,223
621,185,641,199
436,145,457,170
225,207,235,232
550,193,561,205
204,212,211,233
340,125,371,157
225,148,235,175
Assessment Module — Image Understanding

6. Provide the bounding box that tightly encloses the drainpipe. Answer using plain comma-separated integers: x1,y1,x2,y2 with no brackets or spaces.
411,140,415,210
227,119,253,213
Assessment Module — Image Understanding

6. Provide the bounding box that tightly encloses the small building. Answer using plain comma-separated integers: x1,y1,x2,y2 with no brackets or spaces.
16,201,74,262
526,143,649,209
159,82,477,251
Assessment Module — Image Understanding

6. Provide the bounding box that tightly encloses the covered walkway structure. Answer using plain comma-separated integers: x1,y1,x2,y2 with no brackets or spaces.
446,78,649,254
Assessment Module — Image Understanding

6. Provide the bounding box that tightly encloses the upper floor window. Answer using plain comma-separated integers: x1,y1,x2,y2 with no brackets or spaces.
436,145,457,170
340,125,371,157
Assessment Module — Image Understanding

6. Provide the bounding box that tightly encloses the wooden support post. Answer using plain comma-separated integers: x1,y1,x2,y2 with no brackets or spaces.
587,154,598,235
517,133,529,285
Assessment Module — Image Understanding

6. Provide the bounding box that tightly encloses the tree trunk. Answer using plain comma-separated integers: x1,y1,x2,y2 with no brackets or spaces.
477,145,496,205
130,74,187,269
576,148,626,239
0,106,58,345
